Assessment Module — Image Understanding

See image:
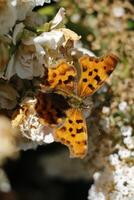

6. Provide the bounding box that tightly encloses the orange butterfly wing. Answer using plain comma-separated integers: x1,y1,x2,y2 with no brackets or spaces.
41,60,77,95
77,53,119,98
35,92,69,127
54,108,88,158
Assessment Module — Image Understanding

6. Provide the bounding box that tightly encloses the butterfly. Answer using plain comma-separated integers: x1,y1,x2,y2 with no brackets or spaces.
39,53,118,158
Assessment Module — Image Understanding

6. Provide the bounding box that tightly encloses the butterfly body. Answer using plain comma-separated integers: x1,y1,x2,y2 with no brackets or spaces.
39,53,118,158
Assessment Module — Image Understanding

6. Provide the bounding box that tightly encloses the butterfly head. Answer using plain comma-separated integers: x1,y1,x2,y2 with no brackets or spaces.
67,93,91,110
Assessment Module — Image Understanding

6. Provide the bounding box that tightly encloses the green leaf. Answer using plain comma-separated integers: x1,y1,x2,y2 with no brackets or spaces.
37,6,55,16
127,19,134,30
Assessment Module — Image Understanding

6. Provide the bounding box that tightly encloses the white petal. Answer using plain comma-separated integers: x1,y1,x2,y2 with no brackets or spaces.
11,0,17,7
13,23,25,45
33,62,44,77
34,30,64,49
5,55,16,80
0,1,17,34
16,0,35,21
34,43,46,56
44,133,54,143
51,8,65,30
35,0,47,6
15,60,33,79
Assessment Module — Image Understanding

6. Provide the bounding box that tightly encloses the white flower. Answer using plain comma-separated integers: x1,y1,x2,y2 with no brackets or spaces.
71,13,81,23
93,172,101,181
15,0,36,21
22,114,45,141
5,28,67,79
88,185,106,200
118,148,131,159
15,53,45,79
33,30,64,50
43,133,54,143
102,106,110,114
30,128,54,143
112,7,125,18
24,29,65,54
109,154,120,166
121,126,133,137
35,0,47,6
109,192,123,200
118,101,128,112
16,0,51,21
88,164,134,200
123,136,134,149
12,97,55,144
114,166,134,196
0,0,17,34
21,29,65,69
22,119,54,143
5,42,45,80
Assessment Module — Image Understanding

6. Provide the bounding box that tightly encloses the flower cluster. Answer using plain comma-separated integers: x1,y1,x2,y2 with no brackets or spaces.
0,2,89,159
87,93,134,199
88,146,134,200
0,0,54,162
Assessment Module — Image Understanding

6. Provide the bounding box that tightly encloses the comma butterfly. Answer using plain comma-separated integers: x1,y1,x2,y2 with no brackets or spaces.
40,53,118,158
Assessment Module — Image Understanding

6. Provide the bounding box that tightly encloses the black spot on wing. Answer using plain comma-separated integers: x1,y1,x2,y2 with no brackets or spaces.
106,70,113,76
94,60,99,63
89,57,93,61
83,66,87,72
83,78,88,82
63,75,75,84
76,119,83,124
58,80,62,84
52,72,57,77
66,140,70,144
88,71,93,76
104,66,107,70
94,69,98,72
61,126,66,131
68,119,73,124
88,84,95,90
69,127,73,132
76,127,84,133
71,134,75,137
94,75,102,84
